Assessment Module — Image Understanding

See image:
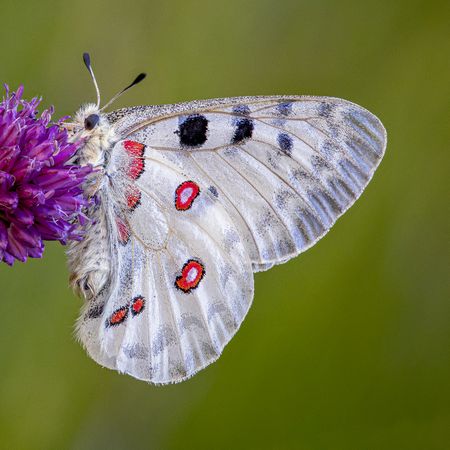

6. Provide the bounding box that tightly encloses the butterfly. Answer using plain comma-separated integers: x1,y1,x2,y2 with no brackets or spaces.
67,53,387,384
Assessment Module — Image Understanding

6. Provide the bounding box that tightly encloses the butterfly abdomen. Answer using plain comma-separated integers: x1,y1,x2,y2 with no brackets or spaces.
67,199,112,300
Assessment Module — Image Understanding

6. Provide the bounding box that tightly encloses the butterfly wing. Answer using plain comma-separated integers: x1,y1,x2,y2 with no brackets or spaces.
77,138,254,384
77,96,386,384
109,96,386,268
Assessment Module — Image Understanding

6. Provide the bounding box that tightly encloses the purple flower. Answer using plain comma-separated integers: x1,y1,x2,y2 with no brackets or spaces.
0,85,92,265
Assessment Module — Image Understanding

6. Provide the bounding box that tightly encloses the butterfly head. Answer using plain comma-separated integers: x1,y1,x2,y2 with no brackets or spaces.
69,103,115,167
74,103,113,138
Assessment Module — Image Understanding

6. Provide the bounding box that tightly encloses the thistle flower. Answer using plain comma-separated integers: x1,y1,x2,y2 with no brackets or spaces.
0,85,92,265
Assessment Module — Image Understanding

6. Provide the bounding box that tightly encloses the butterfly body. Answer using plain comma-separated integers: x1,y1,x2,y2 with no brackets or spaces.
67,95,386,384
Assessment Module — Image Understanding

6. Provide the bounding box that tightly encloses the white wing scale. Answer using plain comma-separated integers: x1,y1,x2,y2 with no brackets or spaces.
77,96,386,383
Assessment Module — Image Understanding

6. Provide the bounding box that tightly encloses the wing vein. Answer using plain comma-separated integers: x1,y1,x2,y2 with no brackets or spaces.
215,151,295,247
236,142,325,228
250,137,346,210
187,152,263,259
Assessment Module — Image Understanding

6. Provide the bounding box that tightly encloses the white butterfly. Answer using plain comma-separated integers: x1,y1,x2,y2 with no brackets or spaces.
67,54,387,384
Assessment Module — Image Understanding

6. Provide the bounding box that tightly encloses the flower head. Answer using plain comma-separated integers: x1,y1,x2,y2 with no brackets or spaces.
0,85,92,265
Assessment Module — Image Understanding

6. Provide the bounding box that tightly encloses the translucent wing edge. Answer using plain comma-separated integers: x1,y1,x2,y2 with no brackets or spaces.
253,110,387,270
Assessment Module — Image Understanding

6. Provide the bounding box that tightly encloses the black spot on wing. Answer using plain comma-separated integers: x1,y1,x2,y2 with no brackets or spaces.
232,105,251,115
176,115,208,147
232,118,254,143
276,101,293,116
208,185,219,198
318,102,335,118
277,133,293,156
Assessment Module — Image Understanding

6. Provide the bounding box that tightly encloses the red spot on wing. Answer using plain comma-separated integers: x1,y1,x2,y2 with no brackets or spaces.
124,140,145,157
175,181,200,211
175,259,205,293
126,185,141,210
128,158,145,180
115,216,130,245
123,140,146,179
107,306,128,327
131,296,145,316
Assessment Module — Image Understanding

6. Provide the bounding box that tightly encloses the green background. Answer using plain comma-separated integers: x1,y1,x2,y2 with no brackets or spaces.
0,0,448,449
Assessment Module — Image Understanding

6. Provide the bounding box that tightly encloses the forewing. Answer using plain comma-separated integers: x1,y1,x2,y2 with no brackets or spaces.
108,96,386,269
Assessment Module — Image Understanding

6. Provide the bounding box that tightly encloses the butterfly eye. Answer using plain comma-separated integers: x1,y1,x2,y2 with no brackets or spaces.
84,113,100,130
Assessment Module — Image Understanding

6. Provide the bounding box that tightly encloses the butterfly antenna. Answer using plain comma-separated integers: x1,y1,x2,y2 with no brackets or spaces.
100,73,147,112
83,52,101,109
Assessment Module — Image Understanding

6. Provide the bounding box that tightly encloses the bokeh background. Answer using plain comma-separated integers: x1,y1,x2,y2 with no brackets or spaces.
0,0,448,449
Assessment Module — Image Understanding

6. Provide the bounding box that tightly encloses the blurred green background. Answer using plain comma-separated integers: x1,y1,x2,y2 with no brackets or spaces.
0,0,448,449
